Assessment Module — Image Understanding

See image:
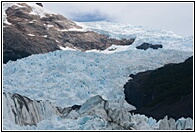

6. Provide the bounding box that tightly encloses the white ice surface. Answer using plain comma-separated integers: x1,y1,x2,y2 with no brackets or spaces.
79,21,193,52
3,92,193,130
86,45,131,54
3,49,192,108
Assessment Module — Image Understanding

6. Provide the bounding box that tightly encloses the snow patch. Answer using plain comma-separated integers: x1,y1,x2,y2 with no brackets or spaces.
26,3,57,18
42,35,47,38
86,45,131,54
60,29,68,32
27,34,35,37
58,45,77,51
60,28,85,32
47,24,54,28
68,27,85,32
102,45,130,54
29,11,37,15
75,22,88,31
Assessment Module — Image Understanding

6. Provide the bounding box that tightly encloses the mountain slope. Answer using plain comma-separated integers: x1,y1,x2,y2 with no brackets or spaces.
124,56,193,120
3,3,135,63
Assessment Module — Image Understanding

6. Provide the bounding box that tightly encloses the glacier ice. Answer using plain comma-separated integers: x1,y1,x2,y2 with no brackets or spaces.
3,92,60,126
3,92,193,130
80,21,193,52
3,47,192,130
3,48,192,109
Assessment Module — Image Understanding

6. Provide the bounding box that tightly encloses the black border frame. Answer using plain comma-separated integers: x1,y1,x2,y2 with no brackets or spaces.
1,1,195,132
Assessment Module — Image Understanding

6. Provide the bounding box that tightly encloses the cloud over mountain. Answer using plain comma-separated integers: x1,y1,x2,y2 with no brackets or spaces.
43,2,193,36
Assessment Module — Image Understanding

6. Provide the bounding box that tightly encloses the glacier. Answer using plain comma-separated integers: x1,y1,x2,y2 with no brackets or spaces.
3,92,193,130
80,21,193,52
3,21,193,130
3,49,192,108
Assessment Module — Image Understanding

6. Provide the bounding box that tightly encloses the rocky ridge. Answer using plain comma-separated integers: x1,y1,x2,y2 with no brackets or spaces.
124,56,193,120
3,3,135,63
136,43,163,50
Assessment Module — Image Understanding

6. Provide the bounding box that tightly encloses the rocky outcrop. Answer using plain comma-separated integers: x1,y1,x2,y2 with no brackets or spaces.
3,26,60,63
3,3,135,63
62,31,134,51
35,3,43,7
3,92,193,130
136,43,162,50
124,57,193,120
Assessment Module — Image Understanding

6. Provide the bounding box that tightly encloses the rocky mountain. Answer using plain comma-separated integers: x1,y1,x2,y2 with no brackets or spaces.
124,56,193,120
35,3,43,7
136,43,163,50
3,3,135,63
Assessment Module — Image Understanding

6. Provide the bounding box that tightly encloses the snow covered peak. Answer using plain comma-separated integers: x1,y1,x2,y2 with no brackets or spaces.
26,3,57,18
3,3,14,25
3,3,136,63
3,3,57,27
3,3,57,18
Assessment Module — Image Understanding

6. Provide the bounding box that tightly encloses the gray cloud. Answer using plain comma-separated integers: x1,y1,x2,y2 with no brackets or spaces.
43,2,193,36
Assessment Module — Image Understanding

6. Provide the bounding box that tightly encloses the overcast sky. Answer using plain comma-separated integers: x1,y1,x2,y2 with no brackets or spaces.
43,2,193,36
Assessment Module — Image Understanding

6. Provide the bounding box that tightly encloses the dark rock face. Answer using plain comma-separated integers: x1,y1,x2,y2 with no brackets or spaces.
36,3,43,7
3,26,60,63
136,43,163,50
3,3,135,63
62,31,134,51
124,57,193,120
124,70,153,109
71,105,81,111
